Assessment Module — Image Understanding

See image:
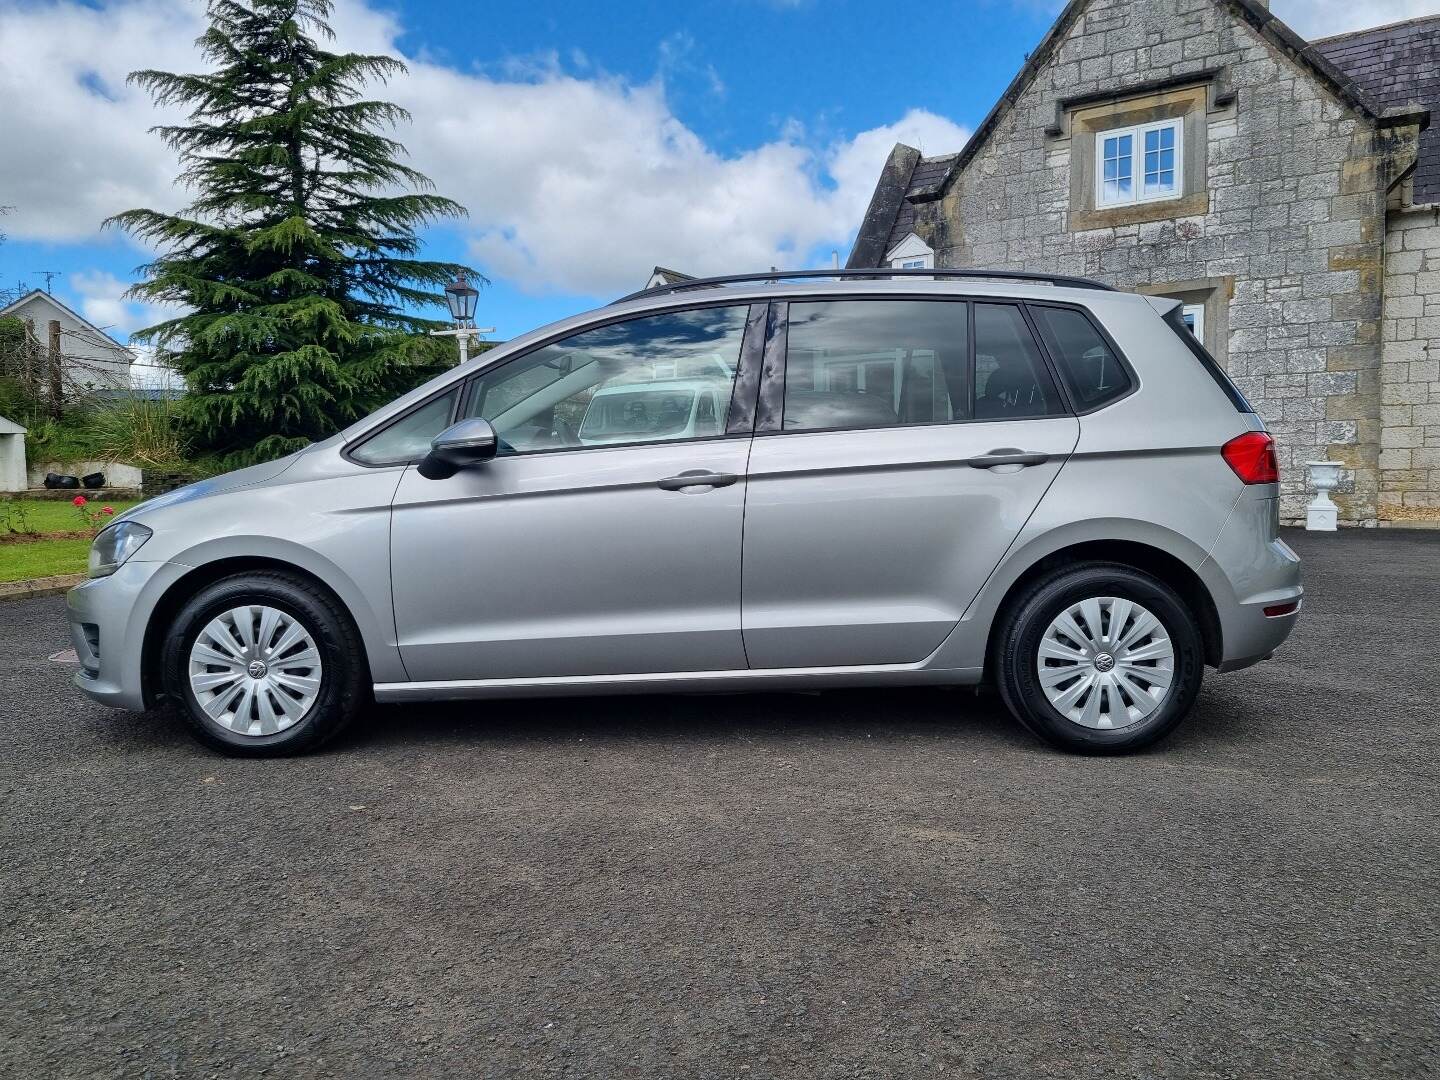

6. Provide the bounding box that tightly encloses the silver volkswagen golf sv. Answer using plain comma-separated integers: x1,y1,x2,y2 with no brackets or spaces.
69,270,1302,756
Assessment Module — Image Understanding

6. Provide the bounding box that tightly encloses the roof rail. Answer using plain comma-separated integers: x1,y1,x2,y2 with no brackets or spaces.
613,267,1116,304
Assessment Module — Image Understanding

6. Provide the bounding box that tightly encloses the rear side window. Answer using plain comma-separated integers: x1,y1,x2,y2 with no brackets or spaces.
1161,306,1253,412
782,300,971,433
1028,304,1132,410
972,303,1065,420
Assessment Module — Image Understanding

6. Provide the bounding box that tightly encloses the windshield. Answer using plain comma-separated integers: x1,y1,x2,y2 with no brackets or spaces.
581,389,696,439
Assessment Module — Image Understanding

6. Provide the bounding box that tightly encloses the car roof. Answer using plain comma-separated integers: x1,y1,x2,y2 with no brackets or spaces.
606,277,1148,318
613,267,1115,304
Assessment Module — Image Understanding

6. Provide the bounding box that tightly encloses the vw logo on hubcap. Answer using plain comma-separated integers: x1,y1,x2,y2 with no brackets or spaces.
247,659,268,679
1093,653,1116,673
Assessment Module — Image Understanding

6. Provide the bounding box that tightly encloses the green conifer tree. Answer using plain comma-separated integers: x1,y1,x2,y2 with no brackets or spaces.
109,0,477,465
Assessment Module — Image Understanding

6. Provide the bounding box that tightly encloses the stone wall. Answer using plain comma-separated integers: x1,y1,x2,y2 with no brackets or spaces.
141,471,194,500
1380,204,1440,520
902,0,1420,524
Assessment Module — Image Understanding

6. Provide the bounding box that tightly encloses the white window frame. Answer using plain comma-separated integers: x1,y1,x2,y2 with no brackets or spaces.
1180,303,1205,343
1094,118,1183,208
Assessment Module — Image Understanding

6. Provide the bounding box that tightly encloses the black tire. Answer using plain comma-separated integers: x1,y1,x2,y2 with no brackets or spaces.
161,570,368,757
994,561,1204,754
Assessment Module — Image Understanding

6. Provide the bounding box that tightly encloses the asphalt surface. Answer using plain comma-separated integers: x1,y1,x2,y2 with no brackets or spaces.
1,527,1437,1079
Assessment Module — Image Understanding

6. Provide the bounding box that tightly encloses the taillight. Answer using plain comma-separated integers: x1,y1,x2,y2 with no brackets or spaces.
1222,431,1279,484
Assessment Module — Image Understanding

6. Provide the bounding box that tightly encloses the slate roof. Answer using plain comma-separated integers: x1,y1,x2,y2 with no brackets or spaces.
647,266,694,286
1315,16,1440,205
879,154,956,257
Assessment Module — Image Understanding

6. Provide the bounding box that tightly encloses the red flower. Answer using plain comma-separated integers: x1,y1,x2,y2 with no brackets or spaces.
72,495,87,507
101,506,115,515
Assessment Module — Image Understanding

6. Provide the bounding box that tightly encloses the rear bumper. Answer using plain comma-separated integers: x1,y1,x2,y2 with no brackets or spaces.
67,560,188,712
1213,579,1303,672
1200,489,1302,671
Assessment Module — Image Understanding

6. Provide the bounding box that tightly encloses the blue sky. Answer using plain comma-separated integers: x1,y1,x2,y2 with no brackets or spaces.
0,0,1419,353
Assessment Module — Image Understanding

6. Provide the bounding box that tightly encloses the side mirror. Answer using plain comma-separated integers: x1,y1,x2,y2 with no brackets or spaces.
417,418,498,480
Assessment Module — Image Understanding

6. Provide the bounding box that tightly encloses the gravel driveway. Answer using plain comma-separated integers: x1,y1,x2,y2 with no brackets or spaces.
2,528,1437,1078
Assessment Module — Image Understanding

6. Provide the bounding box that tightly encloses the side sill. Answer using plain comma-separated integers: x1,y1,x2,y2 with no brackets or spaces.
374,664,984,702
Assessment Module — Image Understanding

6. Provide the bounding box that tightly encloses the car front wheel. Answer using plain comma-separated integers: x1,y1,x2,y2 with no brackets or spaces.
162,571,367,756
995,562,1205,753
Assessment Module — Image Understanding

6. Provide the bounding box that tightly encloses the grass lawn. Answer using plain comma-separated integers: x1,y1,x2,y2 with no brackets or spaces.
0,539,95,582
0,499,144,583
2,498,142,534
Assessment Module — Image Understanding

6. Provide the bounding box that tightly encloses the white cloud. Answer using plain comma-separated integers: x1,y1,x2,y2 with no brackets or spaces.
0,0,202,242
0,0,969,296
1271,0,1439,40
69,269,179,338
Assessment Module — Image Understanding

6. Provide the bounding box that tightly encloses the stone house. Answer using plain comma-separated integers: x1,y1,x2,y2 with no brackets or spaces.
847,0,1439,525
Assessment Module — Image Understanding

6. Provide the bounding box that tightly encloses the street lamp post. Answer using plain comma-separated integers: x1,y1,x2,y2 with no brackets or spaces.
430,272,494,366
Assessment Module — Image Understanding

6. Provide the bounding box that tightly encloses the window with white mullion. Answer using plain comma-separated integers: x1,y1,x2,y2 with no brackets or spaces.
1095,119,1182,207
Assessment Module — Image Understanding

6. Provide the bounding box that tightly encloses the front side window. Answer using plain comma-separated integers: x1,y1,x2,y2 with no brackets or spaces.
781,300,970,433
1029,305,1132,410
1096,119,1181,207
465,306,748,453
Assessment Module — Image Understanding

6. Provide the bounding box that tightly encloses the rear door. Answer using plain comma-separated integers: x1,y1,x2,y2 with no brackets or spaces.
740,298,1080,669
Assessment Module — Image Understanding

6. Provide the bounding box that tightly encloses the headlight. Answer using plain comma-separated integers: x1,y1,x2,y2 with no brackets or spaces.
88,521,153,578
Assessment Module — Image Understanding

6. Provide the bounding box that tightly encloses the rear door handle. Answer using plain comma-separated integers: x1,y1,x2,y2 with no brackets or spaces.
967,448,1050,469
657,470,740,490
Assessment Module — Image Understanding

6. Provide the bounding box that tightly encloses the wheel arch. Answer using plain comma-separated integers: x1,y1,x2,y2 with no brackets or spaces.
982,537,1224,674
140,554,385,707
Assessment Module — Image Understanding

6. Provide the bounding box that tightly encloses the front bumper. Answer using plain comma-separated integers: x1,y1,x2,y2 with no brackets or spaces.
68,560,190,712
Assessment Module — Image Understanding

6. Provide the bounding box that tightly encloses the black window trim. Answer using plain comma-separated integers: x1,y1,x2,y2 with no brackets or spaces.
1022,299,1141,416
1160,304,1253,413
757,293,1075,439
343,297,766,468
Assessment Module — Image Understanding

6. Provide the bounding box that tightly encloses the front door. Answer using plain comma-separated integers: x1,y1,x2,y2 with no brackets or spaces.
741,298,1080,669
386,303,762,682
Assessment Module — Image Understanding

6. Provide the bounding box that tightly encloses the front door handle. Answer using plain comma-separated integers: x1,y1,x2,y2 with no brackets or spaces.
657,470,740,491
968,448,1050,469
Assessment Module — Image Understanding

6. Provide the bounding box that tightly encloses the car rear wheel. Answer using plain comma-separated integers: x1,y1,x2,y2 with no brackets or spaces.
162,571,367,756
995,562,1204,753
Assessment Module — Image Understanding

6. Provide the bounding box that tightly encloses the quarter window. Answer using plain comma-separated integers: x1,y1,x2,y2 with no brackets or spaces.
781,300,970,433
1096,119,1181,207
349,388,458,465
1028,305,1132,410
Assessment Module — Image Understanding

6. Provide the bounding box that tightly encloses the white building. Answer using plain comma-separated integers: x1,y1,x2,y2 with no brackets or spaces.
0,289,135,390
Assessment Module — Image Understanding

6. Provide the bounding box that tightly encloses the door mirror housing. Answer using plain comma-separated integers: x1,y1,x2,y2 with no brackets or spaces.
417,418,499,480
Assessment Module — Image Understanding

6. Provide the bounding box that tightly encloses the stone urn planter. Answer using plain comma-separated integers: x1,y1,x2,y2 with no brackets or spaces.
1305,461,1344,531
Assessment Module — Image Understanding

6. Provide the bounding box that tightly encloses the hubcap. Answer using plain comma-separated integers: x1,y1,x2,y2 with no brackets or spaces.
188,605,323,737
1036,596,1174,730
